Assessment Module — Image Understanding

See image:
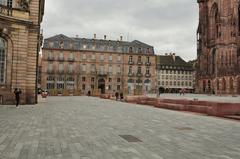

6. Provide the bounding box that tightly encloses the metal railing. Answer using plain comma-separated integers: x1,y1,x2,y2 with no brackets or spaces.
0,4,13,16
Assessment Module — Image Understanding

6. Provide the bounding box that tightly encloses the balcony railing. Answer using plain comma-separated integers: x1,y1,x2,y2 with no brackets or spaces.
0,4,13,16
136,73,143,77
47,70,54,74
47,57,54,61
145,73,151,78
68,58,75,62
58,57,64,61
97,71,108,76
90,71,96,75
137,61,143,65
58,70,65,74
67,70,75,74
128,61,134,65
128,72,134,77
145,62,151,66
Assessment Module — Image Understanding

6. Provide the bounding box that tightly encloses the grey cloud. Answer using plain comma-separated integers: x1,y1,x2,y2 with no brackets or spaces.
42,0,198,61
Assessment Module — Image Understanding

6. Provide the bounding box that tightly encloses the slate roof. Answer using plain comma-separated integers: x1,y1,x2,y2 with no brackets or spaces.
157,55,193,70
43,34,155,54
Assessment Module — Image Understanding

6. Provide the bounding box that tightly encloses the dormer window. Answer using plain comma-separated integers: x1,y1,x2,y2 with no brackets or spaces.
147,48,150,53
59,41,64,49
129,47,133,53
138,48,142,53
49,42,54,48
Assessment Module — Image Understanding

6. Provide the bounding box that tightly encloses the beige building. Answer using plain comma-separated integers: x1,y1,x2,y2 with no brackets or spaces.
157,54,194,93
41,34,156,96
0,0,45,104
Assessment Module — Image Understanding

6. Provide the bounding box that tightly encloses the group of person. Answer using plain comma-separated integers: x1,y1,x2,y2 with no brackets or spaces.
179,88,186,96
115,92,124,101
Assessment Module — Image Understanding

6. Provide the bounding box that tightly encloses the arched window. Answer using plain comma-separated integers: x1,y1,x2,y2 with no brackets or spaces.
210,3,219,39
0,37,7,84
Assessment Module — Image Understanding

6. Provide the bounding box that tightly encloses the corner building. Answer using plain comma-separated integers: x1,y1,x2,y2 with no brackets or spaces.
0,0,45,104
41,34,156,96
157,54,194,93
197,0,240,95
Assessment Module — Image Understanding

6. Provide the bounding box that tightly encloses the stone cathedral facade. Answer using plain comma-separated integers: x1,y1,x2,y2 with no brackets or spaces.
196,0,240,95
0,0,45,104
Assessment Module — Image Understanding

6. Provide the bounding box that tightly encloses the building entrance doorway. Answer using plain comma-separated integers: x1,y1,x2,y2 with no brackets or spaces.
98,78,105,94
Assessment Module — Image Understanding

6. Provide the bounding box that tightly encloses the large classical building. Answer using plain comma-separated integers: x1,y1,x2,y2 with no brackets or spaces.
0,0,45,104
41,34,156,96
197,0,240,95
157,53,194,93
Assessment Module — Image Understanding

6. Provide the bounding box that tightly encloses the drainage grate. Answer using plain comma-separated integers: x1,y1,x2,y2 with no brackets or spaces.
119,135,142,142
174,127,194,131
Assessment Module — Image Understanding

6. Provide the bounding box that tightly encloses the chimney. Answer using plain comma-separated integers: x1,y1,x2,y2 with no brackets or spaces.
172,53,176,61
94,34,96,39
120,36,123,41
104,35,107,40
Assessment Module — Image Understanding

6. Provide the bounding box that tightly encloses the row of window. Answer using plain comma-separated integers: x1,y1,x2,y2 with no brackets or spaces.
160,75,193,80
47,76,122,83
159,65,189,70
159,70,193,75
128,66,150,75
47,63,151,75
158,81,192,87
46,83,121,91
47,52,152,63
49,41,151,54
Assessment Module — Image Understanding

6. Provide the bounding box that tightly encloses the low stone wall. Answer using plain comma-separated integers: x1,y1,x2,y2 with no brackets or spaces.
124,96,240,117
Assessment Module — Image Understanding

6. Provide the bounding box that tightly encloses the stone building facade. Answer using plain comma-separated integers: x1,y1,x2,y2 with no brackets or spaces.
41,34,156,96
0,0,45,104
197,0,240,95
157,54,194,93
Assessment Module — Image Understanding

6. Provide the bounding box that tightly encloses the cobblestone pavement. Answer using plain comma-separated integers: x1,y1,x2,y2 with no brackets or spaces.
0,96,240,159
147,93,240,103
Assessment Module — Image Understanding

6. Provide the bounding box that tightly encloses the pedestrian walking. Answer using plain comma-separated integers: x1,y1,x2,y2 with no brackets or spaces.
115,92,119,101
87,90,91,96
14,88,22,108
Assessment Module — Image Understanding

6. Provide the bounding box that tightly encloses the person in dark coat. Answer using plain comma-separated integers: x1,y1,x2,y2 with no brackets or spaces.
87,90,91,96
120,92,124,101
115,92,119,101
14,88,22,108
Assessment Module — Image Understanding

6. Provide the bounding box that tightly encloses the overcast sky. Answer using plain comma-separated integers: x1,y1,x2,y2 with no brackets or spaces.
42,0,199,61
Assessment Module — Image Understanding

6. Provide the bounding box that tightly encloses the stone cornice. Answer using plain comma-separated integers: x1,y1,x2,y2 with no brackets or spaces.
0,14,32,26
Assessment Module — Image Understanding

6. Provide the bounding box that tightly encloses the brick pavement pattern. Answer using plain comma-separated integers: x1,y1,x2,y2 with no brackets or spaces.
0,96,240,159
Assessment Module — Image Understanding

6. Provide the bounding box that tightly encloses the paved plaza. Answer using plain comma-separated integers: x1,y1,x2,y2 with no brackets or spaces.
148,93,240,103
0,96,240,159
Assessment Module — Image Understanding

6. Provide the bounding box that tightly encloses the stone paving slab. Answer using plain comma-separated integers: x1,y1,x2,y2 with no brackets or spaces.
0,96,240,159
147,93,240,103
